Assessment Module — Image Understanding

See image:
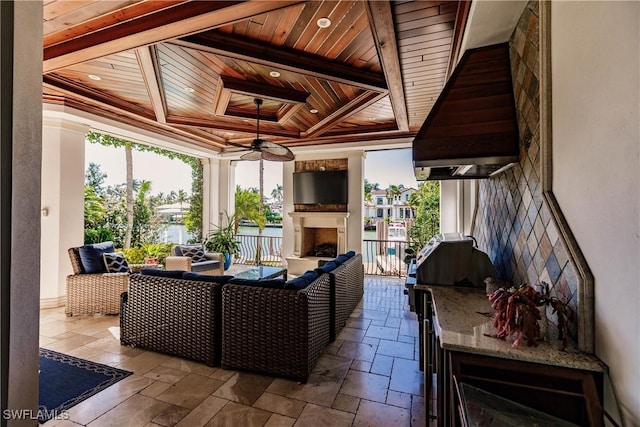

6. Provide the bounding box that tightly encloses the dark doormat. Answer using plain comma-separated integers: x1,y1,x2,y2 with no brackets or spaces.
38,348,132,423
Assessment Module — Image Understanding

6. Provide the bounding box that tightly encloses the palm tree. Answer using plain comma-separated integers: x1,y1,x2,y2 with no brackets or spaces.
271,184,283,202
124,142,134,248
176,189,189,222
234,186,265,233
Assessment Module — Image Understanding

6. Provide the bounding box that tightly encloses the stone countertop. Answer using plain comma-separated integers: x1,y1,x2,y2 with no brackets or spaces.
415,284,606,373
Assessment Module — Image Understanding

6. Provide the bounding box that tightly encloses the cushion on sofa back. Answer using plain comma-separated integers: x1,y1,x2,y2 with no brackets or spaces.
182,272,234,284
285,270,319,290
334,251,356,265
315,261,338,274
103,252,130,273
228,277,287,289
178,244,208,262
78,241,116,273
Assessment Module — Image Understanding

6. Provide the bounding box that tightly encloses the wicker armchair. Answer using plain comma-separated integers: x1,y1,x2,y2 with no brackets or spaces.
120,273,224,366
221,273,332,382
66,247,140,316
165,245,224,275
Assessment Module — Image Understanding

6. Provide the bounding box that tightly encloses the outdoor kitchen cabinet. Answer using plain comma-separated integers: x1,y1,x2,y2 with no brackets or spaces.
418,285,606,427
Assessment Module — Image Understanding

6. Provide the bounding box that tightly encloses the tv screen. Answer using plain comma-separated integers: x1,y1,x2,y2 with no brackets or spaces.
293,170,348,204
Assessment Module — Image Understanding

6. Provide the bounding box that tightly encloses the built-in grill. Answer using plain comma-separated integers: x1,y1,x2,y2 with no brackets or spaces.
404,233,497,387
405,233,496,311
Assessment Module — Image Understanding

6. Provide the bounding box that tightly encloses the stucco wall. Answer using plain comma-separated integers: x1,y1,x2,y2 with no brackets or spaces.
551,2,640,424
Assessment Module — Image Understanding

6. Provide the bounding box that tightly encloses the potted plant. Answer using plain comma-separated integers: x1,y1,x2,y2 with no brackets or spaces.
204,215,240,270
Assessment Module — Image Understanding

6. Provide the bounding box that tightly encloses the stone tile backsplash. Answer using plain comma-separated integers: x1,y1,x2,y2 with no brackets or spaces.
473,1,579,339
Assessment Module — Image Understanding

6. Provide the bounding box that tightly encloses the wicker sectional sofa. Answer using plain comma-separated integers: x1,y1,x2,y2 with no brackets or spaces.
119,252,364,381
120,272,231,366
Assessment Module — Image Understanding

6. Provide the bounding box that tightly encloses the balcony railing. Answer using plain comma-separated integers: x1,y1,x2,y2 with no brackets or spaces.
233,234,412,277
235,234,284,266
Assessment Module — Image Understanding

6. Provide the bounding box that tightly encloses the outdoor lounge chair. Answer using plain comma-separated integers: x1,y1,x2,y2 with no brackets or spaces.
165,244,224,275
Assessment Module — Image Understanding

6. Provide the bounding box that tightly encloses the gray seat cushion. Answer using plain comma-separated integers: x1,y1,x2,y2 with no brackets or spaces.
191,260,221,272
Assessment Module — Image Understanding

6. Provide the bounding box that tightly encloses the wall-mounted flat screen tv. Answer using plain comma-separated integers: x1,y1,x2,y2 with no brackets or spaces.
293,170,348,204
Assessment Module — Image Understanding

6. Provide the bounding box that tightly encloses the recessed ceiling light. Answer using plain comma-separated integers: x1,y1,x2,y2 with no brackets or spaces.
184,87,195,93
88,74,101,81
317,17,332,28
310,109,318,114
269,71,281,78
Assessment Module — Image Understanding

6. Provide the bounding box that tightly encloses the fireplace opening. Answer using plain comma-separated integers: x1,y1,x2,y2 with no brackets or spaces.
302,227,338,258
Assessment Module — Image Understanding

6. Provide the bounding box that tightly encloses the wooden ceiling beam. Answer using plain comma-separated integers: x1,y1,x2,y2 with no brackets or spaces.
43,1,302,73
365,1,410,133
167,116,300,139
135,46,167,124
220,76,310,104
172,32,388,92
302,91,388,139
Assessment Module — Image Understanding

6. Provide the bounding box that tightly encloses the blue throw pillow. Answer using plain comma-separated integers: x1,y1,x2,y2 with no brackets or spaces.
315,261,337,274
102,252,130,273
285,270,319,290
78,241,116,273
140,269,184,279
228,278,286,289
182,272,234,284
335,254,349,265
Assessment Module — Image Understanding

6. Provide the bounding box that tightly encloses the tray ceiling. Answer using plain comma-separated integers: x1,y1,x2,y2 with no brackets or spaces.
42,0,470,155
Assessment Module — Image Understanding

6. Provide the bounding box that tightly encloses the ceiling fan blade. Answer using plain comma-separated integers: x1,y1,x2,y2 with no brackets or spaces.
261,149,295,162
257,139,294,158
240,151,263,161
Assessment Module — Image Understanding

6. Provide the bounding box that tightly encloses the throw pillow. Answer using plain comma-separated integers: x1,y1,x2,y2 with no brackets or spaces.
182,272,234,284
316,261,337,274
179,244,207,263
228,277,286,289
140,269,184,279
103,252,130,273
78,241,116,273
285,270,319,290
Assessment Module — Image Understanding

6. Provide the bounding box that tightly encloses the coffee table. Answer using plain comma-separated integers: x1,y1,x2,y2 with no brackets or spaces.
233,266,287,281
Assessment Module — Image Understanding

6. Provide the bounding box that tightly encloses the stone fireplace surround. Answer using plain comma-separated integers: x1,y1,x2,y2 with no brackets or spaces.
286,212,349,275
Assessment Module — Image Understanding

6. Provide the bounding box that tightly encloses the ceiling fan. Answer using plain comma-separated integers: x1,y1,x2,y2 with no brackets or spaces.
227,98,295,162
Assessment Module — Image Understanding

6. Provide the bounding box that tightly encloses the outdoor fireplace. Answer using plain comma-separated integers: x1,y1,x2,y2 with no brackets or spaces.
287,212,350,274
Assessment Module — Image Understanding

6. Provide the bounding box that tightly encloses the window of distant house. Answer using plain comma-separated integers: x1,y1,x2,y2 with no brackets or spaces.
376,208,383,218
387,208,391,216
376,197,383,205
400,210,404,218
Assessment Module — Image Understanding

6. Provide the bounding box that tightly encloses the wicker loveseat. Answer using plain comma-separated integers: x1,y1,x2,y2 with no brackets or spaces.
221,272,332,382
120,271,232,366
66,245,144,316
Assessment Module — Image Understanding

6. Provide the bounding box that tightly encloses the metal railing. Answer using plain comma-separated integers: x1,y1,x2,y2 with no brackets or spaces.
235,234,284,266
233,234,413,276
362,239,410,277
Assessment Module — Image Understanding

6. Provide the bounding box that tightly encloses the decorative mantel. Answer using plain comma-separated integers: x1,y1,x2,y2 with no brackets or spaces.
286,212,350,274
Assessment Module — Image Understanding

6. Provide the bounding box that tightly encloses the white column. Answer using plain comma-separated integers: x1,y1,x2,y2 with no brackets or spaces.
40,117,89,307
347,150,365,252
440,180,459,233
205,158,235,233
281,161,295,263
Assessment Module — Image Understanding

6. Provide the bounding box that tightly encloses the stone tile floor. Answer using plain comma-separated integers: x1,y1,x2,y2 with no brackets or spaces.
40,276,433,427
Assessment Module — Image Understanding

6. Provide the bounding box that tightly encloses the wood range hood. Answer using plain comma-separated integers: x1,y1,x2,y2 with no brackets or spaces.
412,43,520,181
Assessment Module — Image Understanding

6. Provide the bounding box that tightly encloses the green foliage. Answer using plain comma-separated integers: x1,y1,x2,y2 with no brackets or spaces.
204,212,240,255
84,228,114,245
364,179,379,195
234,186,265,231
121,247,147,264
184,159,203,242
408,181,440,248
84,132,203,247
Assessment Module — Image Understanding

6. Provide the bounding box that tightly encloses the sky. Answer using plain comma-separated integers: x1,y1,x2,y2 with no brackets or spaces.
85,144,418,197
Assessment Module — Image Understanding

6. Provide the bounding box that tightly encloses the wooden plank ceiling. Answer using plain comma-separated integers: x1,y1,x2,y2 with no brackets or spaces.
42,0,470,155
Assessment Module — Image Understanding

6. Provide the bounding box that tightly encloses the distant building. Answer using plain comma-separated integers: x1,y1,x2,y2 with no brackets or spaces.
364,187,416,223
